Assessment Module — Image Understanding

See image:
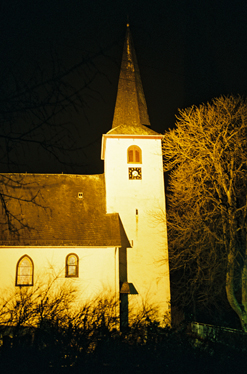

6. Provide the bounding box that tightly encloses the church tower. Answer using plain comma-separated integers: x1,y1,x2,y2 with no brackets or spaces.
101,25,170,325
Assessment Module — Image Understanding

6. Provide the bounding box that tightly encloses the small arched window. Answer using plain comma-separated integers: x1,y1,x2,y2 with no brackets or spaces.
16,255,34,286
127,146,142,164
65,254,79,278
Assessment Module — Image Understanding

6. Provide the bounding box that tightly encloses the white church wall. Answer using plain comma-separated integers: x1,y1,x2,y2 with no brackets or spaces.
104,136,170,324
104,137,165,225
0,247,118,304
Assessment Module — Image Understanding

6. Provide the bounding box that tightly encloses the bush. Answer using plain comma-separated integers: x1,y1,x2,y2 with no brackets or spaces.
0,281,247,373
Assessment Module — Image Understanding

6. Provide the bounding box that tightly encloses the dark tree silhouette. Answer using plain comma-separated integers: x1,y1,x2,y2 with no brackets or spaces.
0,35,117,233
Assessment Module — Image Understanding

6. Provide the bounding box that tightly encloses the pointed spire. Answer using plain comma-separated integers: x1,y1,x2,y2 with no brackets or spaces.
111,25,152,132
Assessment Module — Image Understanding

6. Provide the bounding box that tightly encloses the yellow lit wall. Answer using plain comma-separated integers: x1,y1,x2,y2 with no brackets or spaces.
104,135,170,324
0,247,119,302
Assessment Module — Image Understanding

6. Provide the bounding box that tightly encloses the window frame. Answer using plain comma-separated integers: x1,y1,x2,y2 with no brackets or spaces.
16,255,34,286
65,253,79,278
127,145,142,164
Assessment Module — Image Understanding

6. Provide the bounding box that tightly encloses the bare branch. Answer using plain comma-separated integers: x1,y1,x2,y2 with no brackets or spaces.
163,95,247,329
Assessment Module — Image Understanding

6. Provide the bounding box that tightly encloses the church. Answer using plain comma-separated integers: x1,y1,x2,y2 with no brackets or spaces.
0,25,170,327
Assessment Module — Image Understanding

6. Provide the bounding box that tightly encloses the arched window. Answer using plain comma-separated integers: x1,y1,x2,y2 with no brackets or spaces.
16,255,34,286
65,254,79,277
127,145,142,164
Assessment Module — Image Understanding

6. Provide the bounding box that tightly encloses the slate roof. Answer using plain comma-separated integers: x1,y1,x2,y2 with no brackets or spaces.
111,25,152,132
107,123,159,136
0,173,130,247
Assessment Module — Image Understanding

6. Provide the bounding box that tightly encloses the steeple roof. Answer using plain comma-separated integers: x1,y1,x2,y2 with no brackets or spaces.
109,24,158,136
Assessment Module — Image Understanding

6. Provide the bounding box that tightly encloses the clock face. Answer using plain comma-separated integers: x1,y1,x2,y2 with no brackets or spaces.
129,167,142,180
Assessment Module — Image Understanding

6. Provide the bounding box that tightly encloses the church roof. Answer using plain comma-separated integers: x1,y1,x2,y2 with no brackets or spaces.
0,27,158,247
0,173,130,247
110,24,156,135
107,123,159,136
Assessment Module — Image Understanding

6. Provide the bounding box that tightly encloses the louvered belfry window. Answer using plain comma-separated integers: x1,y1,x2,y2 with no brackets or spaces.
127,146,142,163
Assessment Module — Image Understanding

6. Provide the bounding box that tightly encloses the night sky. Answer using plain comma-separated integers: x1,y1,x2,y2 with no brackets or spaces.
2,0,247,174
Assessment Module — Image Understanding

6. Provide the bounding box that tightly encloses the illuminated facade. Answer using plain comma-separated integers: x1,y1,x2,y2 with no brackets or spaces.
0,25,170,326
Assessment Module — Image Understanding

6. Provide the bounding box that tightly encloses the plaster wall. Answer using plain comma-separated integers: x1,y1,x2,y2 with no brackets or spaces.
104,136,170,323
0,247,118,303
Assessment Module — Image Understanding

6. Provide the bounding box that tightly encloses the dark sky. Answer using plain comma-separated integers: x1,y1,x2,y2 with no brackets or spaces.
2,0,247,174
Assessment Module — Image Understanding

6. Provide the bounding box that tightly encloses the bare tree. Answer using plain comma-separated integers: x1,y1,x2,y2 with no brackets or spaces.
0,276,120,369
0,39,115,233
163,96,247,330
0,46,103,170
